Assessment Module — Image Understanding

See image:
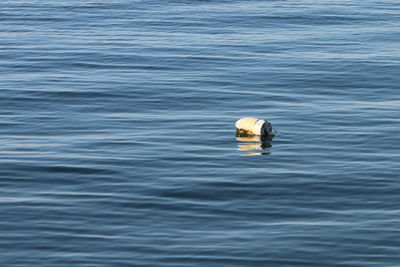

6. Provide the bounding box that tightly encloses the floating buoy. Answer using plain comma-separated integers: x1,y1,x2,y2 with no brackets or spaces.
235,117,273,137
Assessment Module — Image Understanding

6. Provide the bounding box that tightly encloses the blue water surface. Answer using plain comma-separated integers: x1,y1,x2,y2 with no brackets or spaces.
1,0,400,265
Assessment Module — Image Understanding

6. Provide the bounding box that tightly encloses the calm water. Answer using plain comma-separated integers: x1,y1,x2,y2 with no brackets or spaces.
1,0,400,265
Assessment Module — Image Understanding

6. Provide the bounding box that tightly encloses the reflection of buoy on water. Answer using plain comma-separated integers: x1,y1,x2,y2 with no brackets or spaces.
236,136,271,151
236,135,272,156
235,117,274,137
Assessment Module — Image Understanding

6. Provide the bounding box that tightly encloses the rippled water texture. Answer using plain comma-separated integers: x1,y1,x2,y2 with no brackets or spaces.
1,0,400,265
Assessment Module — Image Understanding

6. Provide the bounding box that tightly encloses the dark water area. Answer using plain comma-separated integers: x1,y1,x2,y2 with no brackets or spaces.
1,0,400,265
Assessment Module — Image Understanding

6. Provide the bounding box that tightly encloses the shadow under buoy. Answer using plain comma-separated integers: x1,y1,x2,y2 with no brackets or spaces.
236,134,273,156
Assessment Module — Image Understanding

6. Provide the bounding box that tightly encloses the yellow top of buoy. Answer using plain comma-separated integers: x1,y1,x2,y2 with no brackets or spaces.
235,117,259,131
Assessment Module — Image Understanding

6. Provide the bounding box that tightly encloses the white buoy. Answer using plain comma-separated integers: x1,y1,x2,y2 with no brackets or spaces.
235,117,273,137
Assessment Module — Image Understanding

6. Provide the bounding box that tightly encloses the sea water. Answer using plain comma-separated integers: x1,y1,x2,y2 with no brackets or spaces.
1,0,400,265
